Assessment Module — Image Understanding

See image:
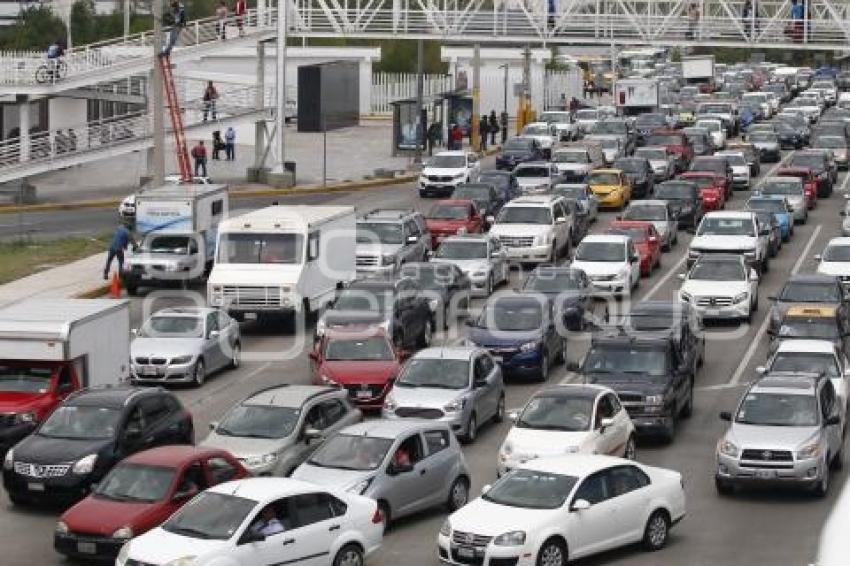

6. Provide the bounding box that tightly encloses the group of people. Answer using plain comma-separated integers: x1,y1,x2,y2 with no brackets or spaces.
190,127,236,176
162,0,246,57
53,129,78,155
438,110,508,152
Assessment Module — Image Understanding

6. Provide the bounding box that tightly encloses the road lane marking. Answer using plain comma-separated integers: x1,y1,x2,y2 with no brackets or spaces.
187,361,272,409
643,254,687,301
727,224,822,386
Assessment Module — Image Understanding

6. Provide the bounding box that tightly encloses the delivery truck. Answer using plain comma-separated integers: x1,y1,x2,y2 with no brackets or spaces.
123,184,229,295
208,205,357,321
614,78,660,115
682,55,716,92
0,299,130,455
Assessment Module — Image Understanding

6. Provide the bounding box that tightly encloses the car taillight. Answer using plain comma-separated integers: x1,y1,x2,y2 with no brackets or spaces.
372,507,385,524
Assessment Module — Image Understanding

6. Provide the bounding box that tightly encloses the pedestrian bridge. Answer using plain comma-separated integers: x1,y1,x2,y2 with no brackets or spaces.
0,1,846,95
0,82,273,185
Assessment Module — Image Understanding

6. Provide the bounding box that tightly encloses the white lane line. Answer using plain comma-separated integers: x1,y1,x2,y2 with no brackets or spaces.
559,371,582,384
727,224,823,386
188,361,272,409
643,254,687,301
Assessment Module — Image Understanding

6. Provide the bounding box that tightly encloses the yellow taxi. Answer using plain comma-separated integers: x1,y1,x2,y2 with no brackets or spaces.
771,305,850,356
586,168,632,209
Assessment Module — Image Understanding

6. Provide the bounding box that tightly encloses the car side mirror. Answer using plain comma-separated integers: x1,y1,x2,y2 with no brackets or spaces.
630,255,639,263
303,427,323,442
486,215,495,224
598,417,614,431
840,211,847,216
397,349,411,362
125,425,142,441
209,330,220,340
555,216,566,224
677,273,686,280
750,269,759,281
208,421,218,431
407,235,418,244
473,378,487,388
755,365,766,375
719,411,732,421
481,484,492,495
571,499,591,512
508,411,519,422
172,486,198,502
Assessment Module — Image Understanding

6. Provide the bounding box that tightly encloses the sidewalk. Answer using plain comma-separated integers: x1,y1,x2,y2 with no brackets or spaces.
0,253,108,307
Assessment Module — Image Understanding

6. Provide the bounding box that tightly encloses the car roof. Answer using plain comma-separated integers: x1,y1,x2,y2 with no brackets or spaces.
123,445,232,467
69,385,153,408
751,374,818,395
440,233,491,243
244,385,338,408
629,199,668,207
506,195,562,206
340,419,440,439
775,339,837,354
151,307,210,318
412,346,478,361
703,211,755,219
431,199,473,207
533,384,610,400
635,145,669,152
590,168,623,175
434,150,467,157
765,176,803,184
581,234,629,244
210,477,324,502
519,454,631,477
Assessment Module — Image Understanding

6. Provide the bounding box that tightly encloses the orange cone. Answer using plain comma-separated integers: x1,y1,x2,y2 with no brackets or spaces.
109,272,122,298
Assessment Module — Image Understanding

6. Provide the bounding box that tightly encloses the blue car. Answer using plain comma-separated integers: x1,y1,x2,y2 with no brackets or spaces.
747,195,793,242
464,293,566,381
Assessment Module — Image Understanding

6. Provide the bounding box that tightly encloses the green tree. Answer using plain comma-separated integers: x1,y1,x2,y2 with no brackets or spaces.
0,6,67,50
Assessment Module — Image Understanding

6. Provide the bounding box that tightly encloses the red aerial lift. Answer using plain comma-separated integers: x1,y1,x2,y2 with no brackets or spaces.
157,54,193,183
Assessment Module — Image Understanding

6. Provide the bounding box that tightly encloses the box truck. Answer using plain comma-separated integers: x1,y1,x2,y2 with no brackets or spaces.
208,205,357,320
614,78,660,114
682,55,716,92
0,299,130,455
123,184,229,295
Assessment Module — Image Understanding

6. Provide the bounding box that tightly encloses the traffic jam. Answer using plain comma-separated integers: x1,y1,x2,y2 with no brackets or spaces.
3,55,850,566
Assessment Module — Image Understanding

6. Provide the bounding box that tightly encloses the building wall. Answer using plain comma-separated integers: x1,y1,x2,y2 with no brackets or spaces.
48,97,86,131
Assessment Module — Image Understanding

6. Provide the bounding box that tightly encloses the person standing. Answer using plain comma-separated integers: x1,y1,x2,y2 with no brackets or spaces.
216,1,228,40
488,111,498,146
234,0,246,36
451,124,463,150
478,115,489,151
500,111,508,144
191,140,208,177
742,0,752,38
211,131,223,160
225,126,236,160
104,222,135,280
67,128,77,152
790,0,804,43
687,3,699,40
203,81,218,122
162,0,186,56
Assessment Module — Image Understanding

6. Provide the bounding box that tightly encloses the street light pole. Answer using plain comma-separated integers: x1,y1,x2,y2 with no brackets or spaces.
272,0,288,177
151,0,165,186
499,63,508,116
414,38,424,165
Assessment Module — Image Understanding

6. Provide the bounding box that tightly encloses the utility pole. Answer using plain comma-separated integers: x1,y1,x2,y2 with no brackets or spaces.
414,38,424,164
151,0,165,185
269,0,290,185
124,0,130,39
472,43,481,151
518,44,531,132
499,63,508,115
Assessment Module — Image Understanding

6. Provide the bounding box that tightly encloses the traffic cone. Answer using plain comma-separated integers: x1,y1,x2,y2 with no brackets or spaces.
109,272,122,298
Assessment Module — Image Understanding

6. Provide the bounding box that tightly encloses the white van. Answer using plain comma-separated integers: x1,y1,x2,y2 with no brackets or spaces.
208,205,356,320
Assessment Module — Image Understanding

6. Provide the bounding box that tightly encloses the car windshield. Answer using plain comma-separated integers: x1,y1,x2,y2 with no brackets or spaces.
761,181,801,196
163,491,256,540
333,289,389,311
95,463,175,503
690,260,745,281
216,404,299,439
454,186,491,201
39,405,121,440
428,204,469,220
588,172,620,185
690,159,724,174
576,110,598,120
609,227,647,242
553,185,586,199
430,155,466,168
496,207,552,225
516,167,551,178
779,282,841,302
697,121,721,132
770,352,840,377
699,104,731,114
504,139,532,151
553,151,588,163
692,177,719,190
575,241,625,262
517,395,593,432
308,434,393,471
140,315,203,338
325,336,394,361
523,272,584,293
735,392,818,427
357,222,404,245
483,469,577,510
613,160,643,174
636,149,667,160
436,241,487,260
789,154,825,169
697,217,754,236
142,235,193,255
824,245,850,262
583,346,668,378
749,132,777,143
0,366,53,393
476,175,508,193
541,113,570,124
624,205,666,221
599,139,620,149
593,121,626,135
646,134,682,146
815,137,846,149
655,184,693,199
395,358,470,389
748,199,787,213
778,319,840,340
399,264,455,289
478,301,544,331
629,312,682,332
217,233,303,264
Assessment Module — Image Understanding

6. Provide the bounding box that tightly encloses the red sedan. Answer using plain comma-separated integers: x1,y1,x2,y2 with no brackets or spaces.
425,199,484,248
777,167,818,209
310,329,407,410
679,172,727,211
607,220,662,276
55,446,248,561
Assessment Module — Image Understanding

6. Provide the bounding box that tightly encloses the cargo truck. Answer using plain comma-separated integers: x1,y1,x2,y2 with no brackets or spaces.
682,55,716,93
614,78,660,115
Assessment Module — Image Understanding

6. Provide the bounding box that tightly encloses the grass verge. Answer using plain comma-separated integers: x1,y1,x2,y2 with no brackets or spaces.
0,235,109,285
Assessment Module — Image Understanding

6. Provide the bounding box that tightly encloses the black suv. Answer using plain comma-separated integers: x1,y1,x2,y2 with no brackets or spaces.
626,300,706,376
578,329,694,442
496,137,544,170
613,157,655,198
2,386,193,505
317,277,433,350
653,180,704,230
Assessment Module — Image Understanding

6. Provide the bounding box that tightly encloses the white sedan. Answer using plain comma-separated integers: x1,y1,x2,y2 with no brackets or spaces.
498,384,636,477
439,455,686,566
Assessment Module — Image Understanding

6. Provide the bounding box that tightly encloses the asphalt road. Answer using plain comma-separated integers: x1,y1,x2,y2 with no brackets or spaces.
0,145,848,566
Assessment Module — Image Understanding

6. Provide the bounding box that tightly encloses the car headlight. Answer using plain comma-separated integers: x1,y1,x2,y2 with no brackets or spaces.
383,395,397,412
3,448,13,470
493,530,526,546
718,439,739,458
428,298,439,312
440,519,451,537
55,521,69,535
444,398,467,412
534,233,550,246
245,453,278,468
72,454,98,475
112,526,134,539
733,292,749,304
797,440,823,460
171,355,193,365
519,341,540,353
381,254,397,266
454,172,466,179
680,292,693,303
316,318,326,336
645,395,664,406
164,558,197,566
348,477,373,495
320,373,338,385
11,412,36,425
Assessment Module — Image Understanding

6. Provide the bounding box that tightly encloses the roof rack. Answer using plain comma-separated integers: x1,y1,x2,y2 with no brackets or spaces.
361,208,416,220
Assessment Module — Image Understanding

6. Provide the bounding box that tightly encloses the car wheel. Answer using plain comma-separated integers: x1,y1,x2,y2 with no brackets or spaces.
538,351,550,382
814,459,830,497
643,510,670,552
715,477,735,496
229,342,241,369
333,543,364,566
624,435,637,460
536,538,567,566
661,415,676,443
493,393,506,423
681,379,694,418
447,476,470,512
193,359,206,387
462,413,477,444
832,445,844,470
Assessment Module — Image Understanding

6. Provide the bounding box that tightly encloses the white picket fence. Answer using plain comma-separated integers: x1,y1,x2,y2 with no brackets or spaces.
370,70,582,116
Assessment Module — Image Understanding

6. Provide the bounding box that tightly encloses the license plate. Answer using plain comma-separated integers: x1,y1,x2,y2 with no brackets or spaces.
140,273,152,280
77,542,97,555
492,356,503,363
356,390,372,399
142,366,158,376
705,308,720,316
27,482,44,492
456,547,475,558
755,469,775,479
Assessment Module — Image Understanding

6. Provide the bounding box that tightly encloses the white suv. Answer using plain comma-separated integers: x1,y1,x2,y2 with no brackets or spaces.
571,234,641,297
688,211,768,273
488,195,573,263
419,151,480,198
678,253,759,323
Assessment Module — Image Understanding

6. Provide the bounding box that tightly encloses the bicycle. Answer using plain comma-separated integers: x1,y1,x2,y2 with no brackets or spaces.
35,59,67,84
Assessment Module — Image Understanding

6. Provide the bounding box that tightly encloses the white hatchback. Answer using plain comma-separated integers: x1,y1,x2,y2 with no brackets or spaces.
438,455,686,566
571,234,641,297
117,477,383,566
